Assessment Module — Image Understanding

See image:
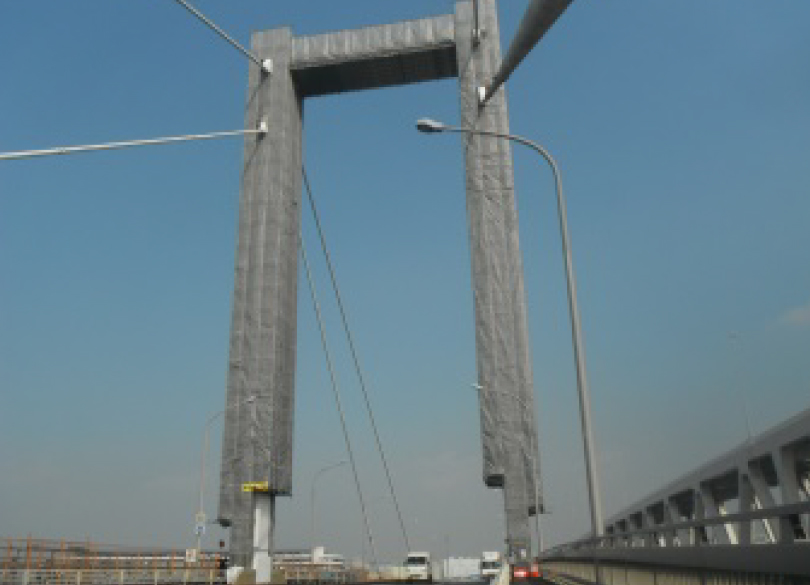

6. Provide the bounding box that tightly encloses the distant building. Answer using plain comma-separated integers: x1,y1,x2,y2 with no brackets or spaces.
273,547,350,583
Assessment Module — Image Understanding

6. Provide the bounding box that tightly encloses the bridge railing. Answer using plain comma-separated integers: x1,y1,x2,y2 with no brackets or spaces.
542,501,810,575
0,538,224,585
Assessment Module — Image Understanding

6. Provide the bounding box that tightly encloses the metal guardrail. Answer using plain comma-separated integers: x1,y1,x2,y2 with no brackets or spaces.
282,569,353,585
542,406,810,576
275,561,360,585
0,538,224,585
602,406,810,545
0,568,222,585
542,501,810,575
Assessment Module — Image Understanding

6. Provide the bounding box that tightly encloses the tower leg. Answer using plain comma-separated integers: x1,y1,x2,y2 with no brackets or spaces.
219,23,301,570
455,0,537,559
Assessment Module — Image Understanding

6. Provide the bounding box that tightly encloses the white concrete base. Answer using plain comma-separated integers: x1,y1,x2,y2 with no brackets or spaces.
252,493,274,583
226,566,244,585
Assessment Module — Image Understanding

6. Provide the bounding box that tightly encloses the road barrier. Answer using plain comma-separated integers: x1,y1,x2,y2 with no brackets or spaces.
0,538,224,585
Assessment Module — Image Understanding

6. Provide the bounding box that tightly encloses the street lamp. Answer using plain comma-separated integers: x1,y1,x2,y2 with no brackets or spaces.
311,460,348,549
471,383,543,555
195,394,257,552
418,117,604,538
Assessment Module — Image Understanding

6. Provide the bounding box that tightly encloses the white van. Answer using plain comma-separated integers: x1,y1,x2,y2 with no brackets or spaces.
480,551,501,580
405,552,432,582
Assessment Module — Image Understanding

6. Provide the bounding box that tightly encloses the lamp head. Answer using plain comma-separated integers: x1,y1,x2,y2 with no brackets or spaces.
416,118,447,133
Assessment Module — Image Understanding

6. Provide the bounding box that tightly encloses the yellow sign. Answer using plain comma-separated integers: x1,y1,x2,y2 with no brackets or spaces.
241,481,271,493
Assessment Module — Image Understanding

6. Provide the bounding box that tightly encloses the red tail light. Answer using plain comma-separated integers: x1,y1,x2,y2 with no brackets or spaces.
512,566,529,579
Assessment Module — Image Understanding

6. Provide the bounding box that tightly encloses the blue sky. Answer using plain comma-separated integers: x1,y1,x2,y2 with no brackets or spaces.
1,0,809,563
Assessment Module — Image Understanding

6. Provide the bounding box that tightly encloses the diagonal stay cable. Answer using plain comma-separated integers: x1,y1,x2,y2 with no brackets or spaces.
0,123,267,162
172,0,272,73
299,235,379,570
302,169,412,553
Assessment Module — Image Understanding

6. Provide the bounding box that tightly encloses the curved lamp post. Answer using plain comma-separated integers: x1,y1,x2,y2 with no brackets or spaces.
417,118,604,539
311,460,349,549
196,394,257,552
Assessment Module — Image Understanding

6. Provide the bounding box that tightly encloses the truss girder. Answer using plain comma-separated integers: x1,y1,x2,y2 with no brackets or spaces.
543,407,810,576
598,408,810,548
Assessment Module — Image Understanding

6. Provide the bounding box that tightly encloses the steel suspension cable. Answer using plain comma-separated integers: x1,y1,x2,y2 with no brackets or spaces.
0,124,267,162
299,236,380,570
302,169,412,553
172,0,272,72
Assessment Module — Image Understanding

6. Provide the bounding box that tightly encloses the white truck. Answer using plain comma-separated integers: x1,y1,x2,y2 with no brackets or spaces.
442,557,482,581
405,552,433,582
480,551,501,580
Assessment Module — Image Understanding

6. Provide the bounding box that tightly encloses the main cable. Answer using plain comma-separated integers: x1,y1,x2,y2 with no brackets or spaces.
299,235,379,570
302,169,412,553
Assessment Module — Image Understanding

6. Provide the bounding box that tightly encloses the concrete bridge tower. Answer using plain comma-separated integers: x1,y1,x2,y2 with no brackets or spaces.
218,0,542,568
